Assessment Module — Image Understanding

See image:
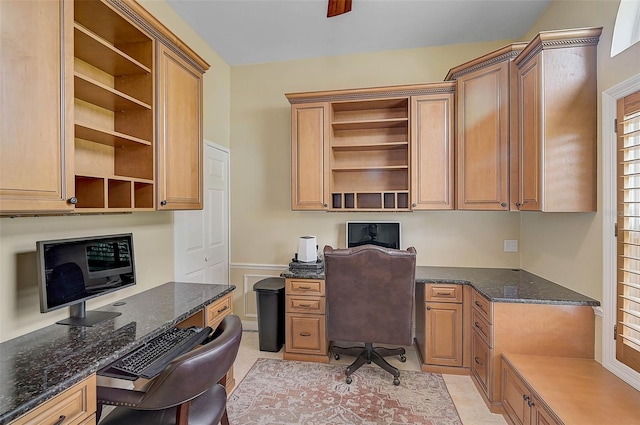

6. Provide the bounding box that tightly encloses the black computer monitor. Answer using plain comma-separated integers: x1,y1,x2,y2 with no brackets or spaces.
346,221,401,249
36,233,136,326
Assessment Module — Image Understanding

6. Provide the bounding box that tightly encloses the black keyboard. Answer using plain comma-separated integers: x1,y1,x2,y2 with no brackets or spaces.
111,326,212,379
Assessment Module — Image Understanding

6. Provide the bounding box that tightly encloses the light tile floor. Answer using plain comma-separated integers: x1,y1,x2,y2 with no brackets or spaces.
233,331,507,425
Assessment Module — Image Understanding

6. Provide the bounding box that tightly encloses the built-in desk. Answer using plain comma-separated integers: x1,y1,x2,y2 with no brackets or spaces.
282,265,602,413
0,282,235,425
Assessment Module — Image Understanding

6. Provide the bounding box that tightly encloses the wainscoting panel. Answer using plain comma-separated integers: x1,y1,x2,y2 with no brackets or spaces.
231,263,287,331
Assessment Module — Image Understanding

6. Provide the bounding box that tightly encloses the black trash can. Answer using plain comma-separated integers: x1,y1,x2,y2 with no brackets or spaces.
253,277,285,352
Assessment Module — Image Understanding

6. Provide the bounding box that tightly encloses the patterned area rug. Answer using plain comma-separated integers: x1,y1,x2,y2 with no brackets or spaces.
228,358,462,425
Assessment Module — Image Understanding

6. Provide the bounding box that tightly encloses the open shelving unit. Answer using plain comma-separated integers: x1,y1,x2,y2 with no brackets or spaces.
329,98,410,210
72,0,155,212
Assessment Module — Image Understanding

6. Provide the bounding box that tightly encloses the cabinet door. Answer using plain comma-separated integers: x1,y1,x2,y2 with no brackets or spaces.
532,399,562,425
0,0,75,214
291,102,329,210
471,330,492,398
411,93,454,210
501,361,530,425
456,61,509,210
517,54,542,211
156,44,204,210
425,302,463,366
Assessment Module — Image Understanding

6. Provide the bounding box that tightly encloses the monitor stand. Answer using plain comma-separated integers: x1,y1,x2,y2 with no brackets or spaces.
57,302,121,327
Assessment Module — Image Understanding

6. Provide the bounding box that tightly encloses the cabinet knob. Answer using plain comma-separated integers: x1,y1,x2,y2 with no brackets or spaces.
516,202,522,208
523,395,530,401
500,202,507,208
160,200,167,206
528,399,535,407
426,306,432,311
68,197,78,205
323,203,328,208
412,203,417,207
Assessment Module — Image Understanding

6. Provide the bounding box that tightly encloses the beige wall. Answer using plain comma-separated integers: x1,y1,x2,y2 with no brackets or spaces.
228,1,640,363
2,0,637,357
519,0,640,300
227,42,528,322
0,1,230,342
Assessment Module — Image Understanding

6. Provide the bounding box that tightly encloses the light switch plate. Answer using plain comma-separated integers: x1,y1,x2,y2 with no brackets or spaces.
504,240,518,252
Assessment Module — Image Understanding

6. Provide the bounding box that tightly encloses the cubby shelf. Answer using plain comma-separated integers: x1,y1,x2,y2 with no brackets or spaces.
74,24,151,76
331,118,408,130
331,142,408,151
332,165,409,171
74,73,152,111
73,0,155,213
331,191,410,210
75,123,151,148
327,98,410,210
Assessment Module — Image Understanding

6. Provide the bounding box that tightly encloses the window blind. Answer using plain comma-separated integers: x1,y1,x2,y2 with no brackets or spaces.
617,89,640,373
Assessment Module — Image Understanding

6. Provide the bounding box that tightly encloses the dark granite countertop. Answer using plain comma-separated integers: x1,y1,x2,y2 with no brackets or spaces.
0,282,235,425
281,266,599,306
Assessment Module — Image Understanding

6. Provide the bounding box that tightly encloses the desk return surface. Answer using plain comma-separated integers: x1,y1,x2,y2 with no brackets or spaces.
283,266,599,306
0,282,235,424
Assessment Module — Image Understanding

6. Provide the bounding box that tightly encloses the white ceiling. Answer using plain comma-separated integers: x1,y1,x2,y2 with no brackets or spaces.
165,0,552,66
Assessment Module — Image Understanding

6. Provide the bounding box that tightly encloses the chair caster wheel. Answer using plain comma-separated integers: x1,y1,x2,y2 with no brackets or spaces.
346,376,352,384
393,378,400,386
400,354,407,362
334,354,340,360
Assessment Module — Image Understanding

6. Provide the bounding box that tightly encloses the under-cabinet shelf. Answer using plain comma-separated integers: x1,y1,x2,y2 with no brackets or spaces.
331,191,410,210
74,24,151,76
75,123,152,148
74,175,154,210
74,73,152,111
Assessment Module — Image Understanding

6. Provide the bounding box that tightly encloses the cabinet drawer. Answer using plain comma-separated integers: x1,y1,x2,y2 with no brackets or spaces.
286,279,325,296
10,375,96,425
207,294,232,328
426,284,462,303
471,309,493,346
471,290,492,323
286,295,325,314
471,331,491,398
285,313,327,355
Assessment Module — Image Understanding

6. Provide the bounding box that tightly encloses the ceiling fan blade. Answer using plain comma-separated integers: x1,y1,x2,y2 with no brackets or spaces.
327,0,352,17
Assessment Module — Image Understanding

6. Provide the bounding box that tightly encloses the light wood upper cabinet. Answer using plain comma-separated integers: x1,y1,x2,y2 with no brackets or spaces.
287,84,455,211
156,44,205,210
411,84,455,210
446,44,524,211
0,0,75,214
513,28,601,212
289,102,330,210
1,0,208,215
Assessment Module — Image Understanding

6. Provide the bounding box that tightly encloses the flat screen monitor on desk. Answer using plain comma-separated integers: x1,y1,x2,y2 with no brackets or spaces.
346,221,401,249
36,233,136,327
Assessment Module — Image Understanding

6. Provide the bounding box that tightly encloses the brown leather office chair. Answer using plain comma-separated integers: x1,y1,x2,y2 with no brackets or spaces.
324,244,416,386
97,315,242,425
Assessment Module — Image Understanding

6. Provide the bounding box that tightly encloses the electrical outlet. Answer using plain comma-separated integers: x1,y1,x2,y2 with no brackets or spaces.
504,240,518,253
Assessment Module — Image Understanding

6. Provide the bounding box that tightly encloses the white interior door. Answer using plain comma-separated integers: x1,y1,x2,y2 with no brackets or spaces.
174,142,229,284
